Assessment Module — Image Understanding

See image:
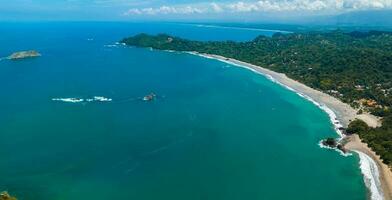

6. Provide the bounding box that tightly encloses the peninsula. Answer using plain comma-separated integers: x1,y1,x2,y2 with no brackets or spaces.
7,50,41,60
121,31,392,199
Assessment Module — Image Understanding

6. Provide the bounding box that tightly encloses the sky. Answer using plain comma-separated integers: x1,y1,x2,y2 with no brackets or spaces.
1,0,392,22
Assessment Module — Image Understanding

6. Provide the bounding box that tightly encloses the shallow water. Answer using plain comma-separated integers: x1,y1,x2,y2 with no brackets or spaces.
0,22,366,200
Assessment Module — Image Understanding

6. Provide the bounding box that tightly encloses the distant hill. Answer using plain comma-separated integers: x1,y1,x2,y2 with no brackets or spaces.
333,10,392,26
191,10,392,33
303,10,392,30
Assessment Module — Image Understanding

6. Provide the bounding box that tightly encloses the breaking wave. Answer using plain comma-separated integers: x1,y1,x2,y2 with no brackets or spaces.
355,151,384,200
52,96,112,103
52,98,84,103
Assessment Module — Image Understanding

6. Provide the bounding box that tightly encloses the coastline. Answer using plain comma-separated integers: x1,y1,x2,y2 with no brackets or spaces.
187,52,390,200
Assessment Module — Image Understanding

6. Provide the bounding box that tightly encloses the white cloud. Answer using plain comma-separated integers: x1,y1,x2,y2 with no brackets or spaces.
123,0,392,16
211,3,224,12
228,2,259,12
226,0,392,12
124,5,204,15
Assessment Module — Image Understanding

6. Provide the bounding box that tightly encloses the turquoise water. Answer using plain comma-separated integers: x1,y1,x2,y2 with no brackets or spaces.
0,22,366,200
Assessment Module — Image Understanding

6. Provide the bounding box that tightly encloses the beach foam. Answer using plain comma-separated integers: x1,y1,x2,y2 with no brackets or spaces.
318,141,352,157
355,150,384,200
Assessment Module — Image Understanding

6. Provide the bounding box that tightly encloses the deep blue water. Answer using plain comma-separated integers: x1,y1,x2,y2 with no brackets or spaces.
0,22,366,200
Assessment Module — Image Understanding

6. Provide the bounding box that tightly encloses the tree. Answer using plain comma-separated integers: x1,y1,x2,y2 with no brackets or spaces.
346,119,369,135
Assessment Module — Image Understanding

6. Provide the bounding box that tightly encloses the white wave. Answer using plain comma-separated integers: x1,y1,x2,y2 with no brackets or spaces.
355,151,384,200
53,96,112,103
52,98,84,103
104,44,118,48
92,96,112,102
318,141,352,157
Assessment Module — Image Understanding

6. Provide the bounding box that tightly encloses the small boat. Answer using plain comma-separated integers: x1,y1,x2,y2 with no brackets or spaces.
143,93,156,101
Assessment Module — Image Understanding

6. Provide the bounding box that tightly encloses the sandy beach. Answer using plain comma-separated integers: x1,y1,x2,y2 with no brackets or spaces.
192,52,390,200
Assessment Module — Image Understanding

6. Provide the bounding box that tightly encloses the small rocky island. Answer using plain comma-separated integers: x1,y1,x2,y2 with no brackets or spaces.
321,137,350,154
0,191,17,200
7,50,41,60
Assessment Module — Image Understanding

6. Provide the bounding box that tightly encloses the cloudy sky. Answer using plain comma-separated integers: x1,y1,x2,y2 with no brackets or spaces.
1,0,392,21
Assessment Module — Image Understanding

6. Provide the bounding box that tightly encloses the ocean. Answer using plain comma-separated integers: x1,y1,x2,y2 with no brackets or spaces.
0,22,367,200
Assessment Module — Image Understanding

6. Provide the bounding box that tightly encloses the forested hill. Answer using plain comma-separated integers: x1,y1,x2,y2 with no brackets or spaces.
121,31,392,115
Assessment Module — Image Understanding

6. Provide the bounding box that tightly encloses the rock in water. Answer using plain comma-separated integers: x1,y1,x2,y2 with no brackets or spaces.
8,50,41,60
322,138,337,148
0,191,17,200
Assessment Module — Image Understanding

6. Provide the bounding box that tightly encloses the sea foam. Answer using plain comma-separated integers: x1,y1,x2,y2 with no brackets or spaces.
104,44,118,48
355,151,384,200
52,96,112,103
91,96,112,102
52,98,84,103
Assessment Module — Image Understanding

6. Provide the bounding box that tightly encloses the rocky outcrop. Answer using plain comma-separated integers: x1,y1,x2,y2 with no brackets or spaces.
8,50,41,60
0,191,17,200
321,137,348,153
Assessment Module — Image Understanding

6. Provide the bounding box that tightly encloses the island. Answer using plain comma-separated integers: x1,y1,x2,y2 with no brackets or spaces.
7,50,41,60
121,31,392,198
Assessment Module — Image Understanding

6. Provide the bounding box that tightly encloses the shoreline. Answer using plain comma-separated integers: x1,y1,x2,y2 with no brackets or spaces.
187,52,390,200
